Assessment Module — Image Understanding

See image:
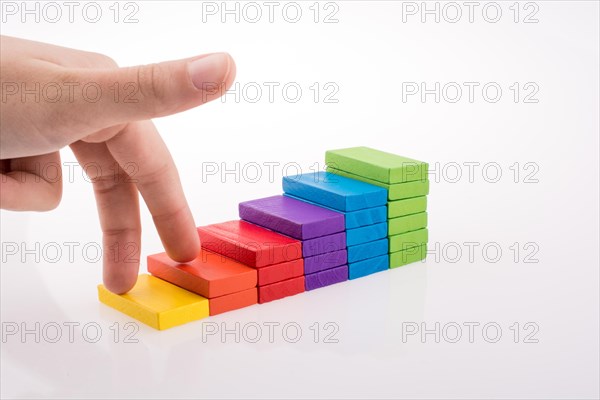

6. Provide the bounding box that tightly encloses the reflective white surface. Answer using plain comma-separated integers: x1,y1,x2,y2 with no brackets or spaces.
1,1,598,398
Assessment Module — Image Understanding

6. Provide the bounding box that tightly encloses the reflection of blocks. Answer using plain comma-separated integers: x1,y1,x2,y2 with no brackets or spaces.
147,250,257,316
98,147,430,329
97,274,209,330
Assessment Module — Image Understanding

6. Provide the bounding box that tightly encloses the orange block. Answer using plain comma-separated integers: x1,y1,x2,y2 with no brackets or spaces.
147,250,257,298
209,287,257,316
258,258,304,286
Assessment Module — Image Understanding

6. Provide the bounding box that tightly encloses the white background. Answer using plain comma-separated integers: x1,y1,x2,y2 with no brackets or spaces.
1,1,599,398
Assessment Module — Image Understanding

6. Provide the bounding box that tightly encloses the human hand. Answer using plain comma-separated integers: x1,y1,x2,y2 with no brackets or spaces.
0,35,236,294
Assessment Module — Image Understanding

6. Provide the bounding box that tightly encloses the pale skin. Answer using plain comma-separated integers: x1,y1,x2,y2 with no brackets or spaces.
0,36,236,294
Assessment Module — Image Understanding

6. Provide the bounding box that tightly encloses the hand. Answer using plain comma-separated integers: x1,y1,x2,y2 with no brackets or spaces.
0,35,236,293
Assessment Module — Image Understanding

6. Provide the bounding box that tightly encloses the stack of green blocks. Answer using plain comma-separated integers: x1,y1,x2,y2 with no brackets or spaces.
325,147,429,268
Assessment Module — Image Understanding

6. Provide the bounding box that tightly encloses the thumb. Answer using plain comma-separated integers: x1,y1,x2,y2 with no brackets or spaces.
63,52,236,133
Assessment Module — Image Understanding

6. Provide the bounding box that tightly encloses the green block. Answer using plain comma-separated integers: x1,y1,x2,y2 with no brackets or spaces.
388,197,427,219
325,146,428,184
327,167,429,200
389,228,428,253
389,212,427,236
390,244,427,268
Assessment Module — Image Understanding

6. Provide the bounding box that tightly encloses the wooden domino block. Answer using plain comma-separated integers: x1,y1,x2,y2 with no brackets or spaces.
390,244,427,268
302,232,347,257
344,206,387,229
209,287,257,316
285,194,387,229
239,195,345,240
347,238,389,263
346,222,388,246
326,147,428,184
348,254,389,280
197,220,302,268
305,265,348,291
389,228,428,253
257,258,304,286
283,171,387,211
327,167,429,200
304,249,348,275
258,276,305,304
388,212,428,236
97,274,209,330
147,250,257,299
388,196,427,219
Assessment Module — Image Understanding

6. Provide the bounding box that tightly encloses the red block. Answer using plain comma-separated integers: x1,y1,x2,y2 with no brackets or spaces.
147,250,257,299
258,258,304,287
258,276,305,304
198,220,302,268
209,288,257,316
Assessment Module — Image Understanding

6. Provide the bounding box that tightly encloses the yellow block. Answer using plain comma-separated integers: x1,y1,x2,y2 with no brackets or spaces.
97,274,209,330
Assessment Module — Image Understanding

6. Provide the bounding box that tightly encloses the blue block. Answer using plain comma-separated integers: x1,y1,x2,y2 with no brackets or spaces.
347,238,389,263
285,194,387,229
346,222,388,246
283,171,387,212
349,254,389,279
344,206,387,229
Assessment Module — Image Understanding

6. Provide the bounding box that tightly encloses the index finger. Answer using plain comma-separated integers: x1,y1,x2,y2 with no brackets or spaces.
105,120,200,263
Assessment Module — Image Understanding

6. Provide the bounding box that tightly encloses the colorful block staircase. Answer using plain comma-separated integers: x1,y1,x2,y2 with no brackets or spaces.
98,147,430,329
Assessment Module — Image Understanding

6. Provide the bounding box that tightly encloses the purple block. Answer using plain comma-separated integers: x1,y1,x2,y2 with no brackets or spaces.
302,232,346,257
304,249,348,275
305,265,349,291
239,195,345,240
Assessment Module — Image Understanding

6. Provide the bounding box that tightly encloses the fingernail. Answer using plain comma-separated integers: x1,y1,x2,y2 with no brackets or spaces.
188,53,231,90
